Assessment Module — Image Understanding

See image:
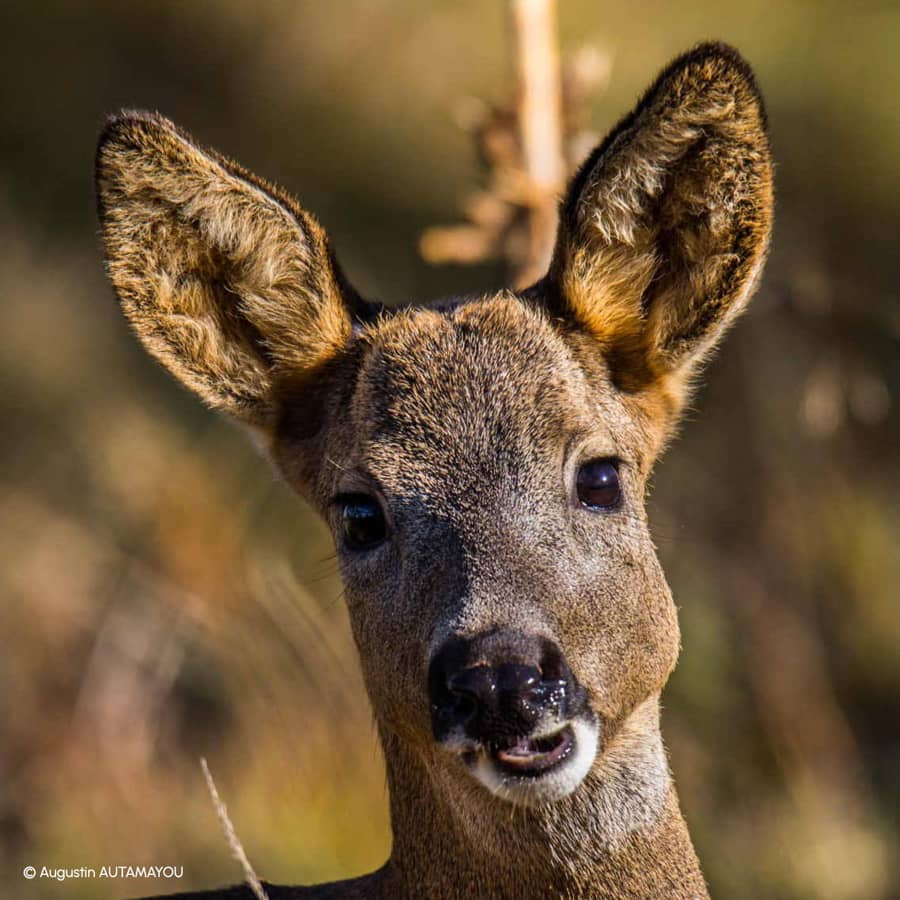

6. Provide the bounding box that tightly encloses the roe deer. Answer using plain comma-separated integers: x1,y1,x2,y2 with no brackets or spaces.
96,42,772,900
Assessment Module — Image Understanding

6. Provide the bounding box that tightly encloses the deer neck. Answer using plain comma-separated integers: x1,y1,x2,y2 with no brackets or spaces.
374,698,708,900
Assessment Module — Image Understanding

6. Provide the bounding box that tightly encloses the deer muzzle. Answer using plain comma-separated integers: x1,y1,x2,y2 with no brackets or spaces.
427,629,598,804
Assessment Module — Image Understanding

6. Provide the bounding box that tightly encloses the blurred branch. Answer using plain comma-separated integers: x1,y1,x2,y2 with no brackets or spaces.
511,0,565,284
419,0,609,288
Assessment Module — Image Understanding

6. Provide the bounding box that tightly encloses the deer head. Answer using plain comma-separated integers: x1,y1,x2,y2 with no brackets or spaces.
97,42,771,894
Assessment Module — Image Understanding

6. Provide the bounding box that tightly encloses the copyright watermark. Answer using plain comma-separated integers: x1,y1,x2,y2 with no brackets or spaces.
22,865,184,882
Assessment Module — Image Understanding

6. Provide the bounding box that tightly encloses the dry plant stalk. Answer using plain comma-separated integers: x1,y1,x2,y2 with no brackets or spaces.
201,758,270,900
510,0,565,284
419,0,608,288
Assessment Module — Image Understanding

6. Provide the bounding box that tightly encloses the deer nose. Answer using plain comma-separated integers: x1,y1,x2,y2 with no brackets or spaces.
446,663,543,730
428,630,577,745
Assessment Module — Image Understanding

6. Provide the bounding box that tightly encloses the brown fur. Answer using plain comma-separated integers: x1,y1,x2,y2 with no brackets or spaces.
548,42,772,448
96,111,358,429
99,43,773,900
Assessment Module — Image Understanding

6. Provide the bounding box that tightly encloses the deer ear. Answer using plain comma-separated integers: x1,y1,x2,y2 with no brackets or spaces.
96,111,359,430
549,43,773,406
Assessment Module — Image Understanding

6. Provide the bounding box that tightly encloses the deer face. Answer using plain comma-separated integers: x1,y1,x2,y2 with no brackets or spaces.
276,298,681,805
96,44,771,808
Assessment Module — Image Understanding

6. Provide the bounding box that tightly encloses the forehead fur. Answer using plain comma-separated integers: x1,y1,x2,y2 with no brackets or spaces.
341,294,638,501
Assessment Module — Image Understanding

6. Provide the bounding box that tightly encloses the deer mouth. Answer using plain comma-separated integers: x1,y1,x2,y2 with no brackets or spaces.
457,717,598,805
489,725,575,777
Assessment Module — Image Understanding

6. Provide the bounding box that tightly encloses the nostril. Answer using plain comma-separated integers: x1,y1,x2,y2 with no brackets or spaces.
538,640,567,683
450,692,476,722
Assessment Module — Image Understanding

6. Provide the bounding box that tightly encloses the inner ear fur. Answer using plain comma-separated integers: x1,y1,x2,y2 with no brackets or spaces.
96,111,357,428
550,42,773,401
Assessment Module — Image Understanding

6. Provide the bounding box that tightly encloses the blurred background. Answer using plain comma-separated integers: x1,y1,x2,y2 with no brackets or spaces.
1,1,899,898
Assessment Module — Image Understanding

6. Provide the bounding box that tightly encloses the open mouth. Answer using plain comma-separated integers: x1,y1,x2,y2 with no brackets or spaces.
453,718,598,804
462,725,576,779
489,725,575,777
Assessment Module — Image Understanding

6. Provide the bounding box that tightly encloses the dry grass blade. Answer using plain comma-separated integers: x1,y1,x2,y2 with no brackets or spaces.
201,758,270,900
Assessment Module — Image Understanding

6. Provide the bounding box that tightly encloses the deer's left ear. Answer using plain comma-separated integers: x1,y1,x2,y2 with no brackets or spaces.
549,42,773,408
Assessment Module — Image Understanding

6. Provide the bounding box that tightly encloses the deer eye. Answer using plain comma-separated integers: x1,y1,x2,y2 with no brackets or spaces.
576,459,622,510
339,494,388,551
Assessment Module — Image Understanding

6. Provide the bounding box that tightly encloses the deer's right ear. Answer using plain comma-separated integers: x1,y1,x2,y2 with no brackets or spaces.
96,111,358,430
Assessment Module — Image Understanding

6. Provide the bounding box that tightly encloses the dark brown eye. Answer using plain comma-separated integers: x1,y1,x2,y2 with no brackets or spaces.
576,459,622,510
339,494,388,551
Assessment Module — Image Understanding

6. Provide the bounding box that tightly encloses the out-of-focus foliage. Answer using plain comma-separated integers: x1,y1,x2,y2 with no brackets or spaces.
1,2,898,898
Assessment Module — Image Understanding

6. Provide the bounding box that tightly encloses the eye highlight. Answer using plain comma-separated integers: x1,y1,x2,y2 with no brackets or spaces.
576,459,622,510
336,493,388,551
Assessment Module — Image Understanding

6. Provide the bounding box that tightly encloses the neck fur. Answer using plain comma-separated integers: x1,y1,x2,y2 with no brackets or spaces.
372,698,708,899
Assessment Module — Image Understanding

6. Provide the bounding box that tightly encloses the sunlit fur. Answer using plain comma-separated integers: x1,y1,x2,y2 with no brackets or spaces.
549,42,772,444
96,111,355,428
97,42,773,900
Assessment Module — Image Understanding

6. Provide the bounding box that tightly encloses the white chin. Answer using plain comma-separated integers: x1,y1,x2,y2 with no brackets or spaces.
469,719,599,807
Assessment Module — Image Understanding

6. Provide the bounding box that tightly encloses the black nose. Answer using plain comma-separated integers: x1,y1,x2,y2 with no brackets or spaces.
428,629,582,745
447,663,544,734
